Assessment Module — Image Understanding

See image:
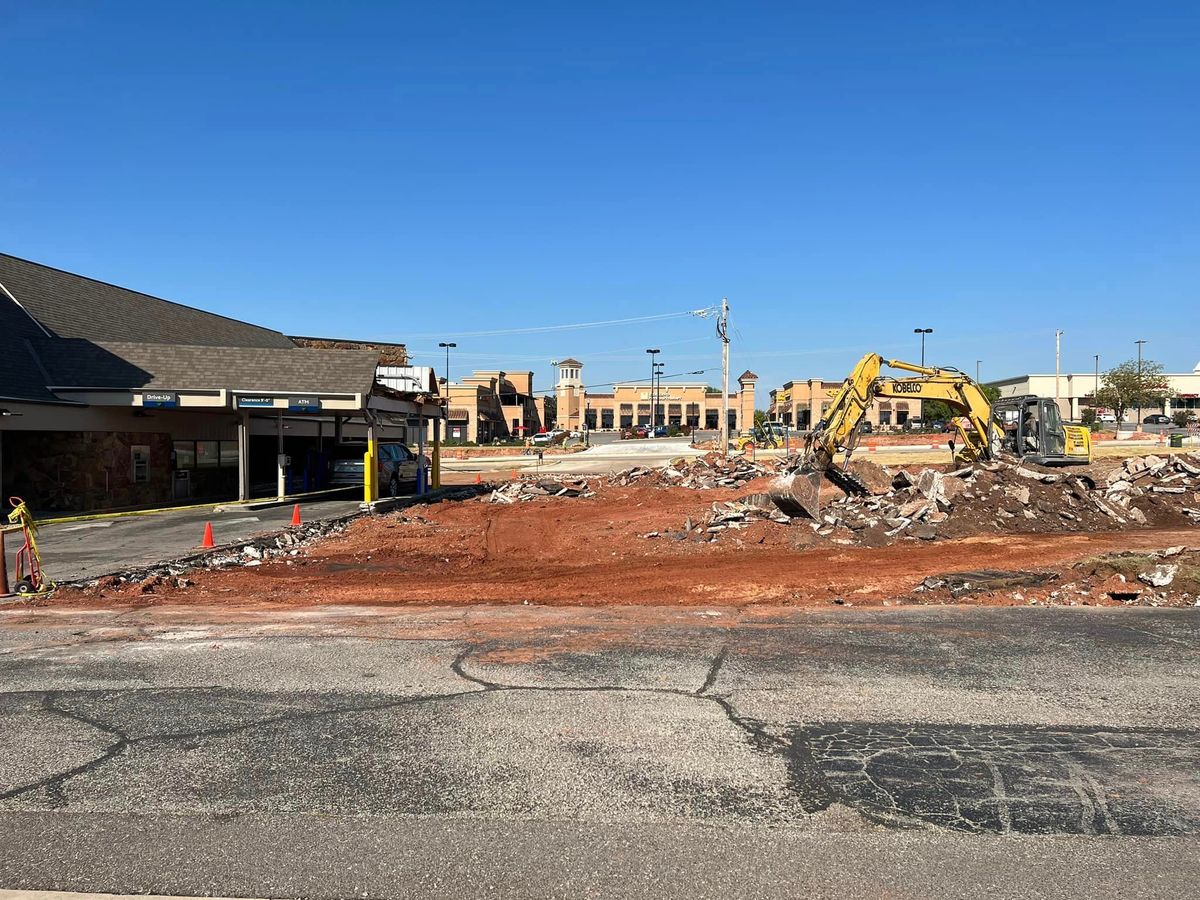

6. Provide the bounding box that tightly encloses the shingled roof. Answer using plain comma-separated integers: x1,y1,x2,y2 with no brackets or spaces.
0,253,394,404
37,340,382,395
0,254,295,348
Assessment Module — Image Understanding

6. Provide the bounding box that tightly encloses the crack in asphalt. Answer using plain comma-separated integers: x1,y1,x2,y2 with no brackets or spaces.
4,643,1199,836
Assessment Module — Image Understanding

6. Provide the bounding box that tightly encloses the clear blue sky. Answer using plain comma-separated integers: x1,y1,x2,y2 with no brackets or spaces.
3,1,1197,396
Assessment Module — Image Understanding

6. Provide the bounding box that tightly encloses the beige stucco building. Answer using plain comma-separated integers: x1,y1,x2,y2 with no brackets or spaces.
440,370,547,443
768,379,908,429
553,359,757,432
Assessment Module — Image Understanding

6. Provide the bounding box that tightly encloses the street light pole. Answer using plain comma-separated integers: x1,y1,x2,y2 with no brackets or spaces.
913,328,933,426
1135,339,1147,426
1055,329,1064,417
654,361,665,428
438,341,457,439
976,360,981,382
645,348,660,429
1094,354,1100,410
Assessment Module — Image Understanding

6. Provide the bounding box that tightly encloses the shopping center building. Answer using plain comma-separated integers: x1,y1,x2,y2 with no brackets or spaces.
0,253,441,513
553,359,757,433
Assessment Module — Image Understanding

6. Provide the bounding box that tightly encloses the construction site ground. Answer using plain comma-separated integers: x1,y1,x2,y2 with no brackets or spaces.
48,444,1200,613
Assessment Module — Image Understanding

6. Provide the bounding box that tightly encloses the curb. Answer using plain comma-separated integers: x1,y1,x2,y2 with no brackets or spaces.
362,484,491,513
212,487,356,513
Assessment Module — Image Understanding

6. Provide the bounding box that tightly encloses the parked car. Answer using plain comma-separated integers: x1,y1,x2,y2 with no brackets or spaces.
859,421,873,434
1143,414,1172,425
652,425,669,437
1097,413,1117,424
531,432,553,445
330,442,422,496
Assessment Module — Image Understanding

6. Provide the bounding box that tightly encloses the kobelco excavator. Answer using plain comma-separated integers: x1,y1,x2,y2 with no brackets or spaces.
769,353,1092,519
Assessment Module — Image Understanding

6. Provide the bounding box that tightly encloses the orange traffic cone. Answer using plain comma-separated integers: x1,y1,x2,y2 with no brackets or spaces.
201,522,215,549
511,470,518,480
475,473,482,484
291,504,302,526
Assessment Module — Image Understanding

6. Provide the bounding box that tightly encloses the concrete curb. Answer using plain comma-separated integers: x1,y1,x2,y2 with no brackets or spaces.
0,892,259,900
212,487,357,513
362,484,491,513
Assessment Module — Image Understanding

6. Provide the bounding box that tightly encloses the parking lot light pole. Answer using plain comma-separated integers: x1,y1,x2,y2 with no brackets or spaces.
654,361,665,427
645,348,660,428
914,328,933,426
1135,339,1147,426
438,342,456,435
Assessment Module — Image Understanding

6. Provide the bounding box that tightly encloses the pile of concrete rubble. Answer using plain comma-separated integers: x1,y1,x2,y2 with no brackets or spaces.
696,452,1200,545
488,476,596,503
912,546,1200,608
73,515,356,593
610,452,776,490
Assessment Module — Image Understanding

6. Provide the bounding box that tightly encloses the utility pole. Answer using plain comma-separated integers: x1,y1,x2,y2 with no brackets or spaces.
719,298,730,454
1055,329,1063,417
975,360,981,383
1135,339,1147,426
1094,354,1100,409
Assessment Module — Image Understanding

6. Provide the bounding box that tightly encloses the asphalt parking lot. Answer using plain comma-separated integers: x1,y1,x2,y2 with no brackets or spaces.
1,602,1197,898
14,498,363,583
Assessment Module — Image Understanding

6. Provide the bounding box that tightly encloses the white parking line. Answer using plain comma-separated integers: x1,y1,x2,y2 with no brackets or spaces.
217,516,261,525
58,521,115,531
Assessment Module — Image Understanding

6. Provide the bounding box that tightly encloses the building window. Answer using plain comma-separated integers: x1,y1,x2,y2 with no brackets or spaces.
196,440,219,467
172,440,239,470
173,441,196,469
601,409,614,429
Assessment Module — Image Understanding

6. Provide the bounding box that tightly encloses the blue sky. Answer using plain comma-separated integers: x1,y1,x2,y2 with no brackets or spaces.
3,1,1197,396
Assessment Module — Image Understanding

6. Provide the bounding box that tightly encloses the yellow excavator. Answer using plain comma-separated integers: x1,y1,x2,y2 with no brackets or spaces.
769,353,1092,518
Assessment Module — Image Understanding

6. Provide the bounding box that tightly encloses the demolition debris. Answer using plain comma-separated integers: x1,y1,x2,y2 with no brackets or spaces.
488,476,596,503
687,452,1200,546
610,453,777,490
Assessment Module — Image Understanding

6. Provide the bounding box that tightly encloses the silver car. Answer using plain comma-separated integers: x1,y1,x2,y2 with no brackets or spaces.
330,442,422,496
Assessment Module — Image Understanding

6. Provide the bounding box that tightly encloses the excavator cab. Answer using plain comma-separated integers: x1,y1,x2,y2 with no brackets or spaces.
991,396,1091,466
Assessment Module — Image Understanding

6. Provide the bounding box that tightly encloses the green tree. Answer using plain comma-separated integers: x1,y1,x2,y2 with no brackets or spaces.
921,400,957,422
1093,359,1173,423
1080,407,1097,427
753,409,769,429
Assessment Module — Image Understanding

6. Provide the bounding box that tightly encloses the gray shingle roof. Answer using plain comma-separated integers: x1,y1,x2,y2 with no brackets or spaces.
0,253,296,348
0,254,394,405
0,293,61,402
38,341,381,395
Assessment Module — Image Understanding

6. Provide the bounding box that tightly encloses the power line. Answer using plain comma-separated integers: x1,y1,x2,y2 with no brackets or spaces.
576,369,715,391
399,309,711,340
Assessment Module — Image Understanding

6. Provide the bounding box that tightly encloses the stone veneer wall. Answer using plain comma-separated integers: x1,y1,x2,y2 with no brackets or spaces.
2,430,174,512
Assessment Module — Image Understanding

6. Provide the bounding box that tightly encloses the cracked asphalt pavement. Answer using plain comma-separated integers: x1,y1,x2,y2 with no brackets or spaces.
1,602,1198,898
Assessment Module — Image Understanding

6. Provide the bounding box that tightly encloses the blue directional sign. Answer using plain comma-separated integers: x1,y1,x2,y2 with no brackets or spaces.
142,392,178,408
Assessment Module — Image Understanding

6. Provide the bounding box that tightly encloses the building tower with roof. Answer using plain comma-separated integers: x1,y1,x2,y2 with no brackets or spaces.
554,358,584,431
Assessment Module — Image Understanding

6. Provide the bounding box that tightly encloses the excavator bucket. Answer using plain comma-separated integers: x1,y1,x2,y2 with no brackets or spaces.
768,467,824,519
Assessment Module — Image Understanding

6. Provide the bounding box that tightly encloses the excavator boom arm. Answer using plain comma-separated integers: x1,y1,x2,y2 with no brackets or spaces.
771,353,997,518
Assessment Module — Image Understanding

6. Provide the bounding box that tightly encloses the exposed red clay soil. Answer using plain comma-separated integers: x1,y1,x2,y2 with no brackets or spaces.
54,477,1199,611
